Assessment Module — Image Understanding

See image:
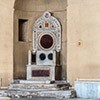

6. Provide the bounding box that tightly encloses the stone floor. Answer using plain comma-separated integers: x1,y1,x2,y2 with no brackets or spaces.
11,98,93,100
12,98,92,100
0,97,94,100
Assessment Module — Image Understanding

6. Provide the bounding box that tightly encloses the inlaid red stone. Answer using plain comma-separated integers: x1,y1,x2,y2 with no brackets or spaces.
45,23,49,27
32,70,50,77
40,34,53,49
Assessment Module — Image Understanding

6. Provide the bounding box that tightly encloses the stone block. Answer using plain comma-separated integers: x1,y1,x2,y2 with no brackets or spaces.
74,80,100,99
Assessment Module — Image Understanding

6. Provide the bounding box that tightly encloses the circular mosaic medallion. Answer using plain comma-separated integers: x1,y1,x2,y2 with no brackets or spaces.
38,33,55,50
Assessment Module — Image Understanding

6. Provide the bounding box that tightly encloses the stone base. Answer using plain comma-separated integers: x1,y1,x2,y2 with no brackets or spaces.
7,90,73,99
6,80,76,99
27,65,55,81
9,80,70,91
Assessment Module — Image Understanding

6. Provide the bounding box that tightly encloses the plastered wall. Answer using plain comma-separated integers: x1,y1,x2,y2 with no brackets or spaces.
0,0,15,86
67,0,100,84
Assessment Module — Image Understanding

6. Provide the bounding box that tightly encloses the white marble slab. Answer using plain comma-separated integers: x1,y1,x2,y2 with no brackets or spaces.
15,80,51,84
74,80,100,99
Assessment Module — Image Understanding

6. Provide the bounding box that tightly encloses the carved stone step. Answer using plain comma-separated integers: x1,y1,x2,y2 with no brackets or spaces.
9,84,58,89
13,80,69,85
6,90,76,99
6,80,76,98
8,80,70,91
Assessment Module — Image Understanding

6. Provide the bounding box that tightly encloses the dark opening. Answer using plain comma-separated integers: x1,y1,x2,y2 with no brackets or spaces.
18,19,28,41
39,53,46,60
48,53,53,60
32,53,36,64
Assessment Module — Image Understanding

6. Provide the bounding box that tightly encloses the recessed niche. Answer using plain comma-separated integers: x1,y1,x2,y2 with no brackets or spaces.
18,19,28,42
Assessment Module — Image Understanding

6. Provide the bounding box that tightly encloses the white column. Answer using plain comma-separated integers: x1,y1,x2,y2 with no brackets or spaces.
28,50,31,65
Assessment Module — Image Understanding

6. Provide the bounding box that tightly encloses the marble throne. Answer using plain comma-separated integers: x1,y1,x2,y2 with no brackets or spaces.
26,11,61,82
7,12,74,98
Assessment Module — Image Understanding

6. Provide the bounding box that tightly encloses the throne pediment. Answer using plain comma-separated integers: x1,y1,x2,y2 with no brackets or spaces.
33,11,61,52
